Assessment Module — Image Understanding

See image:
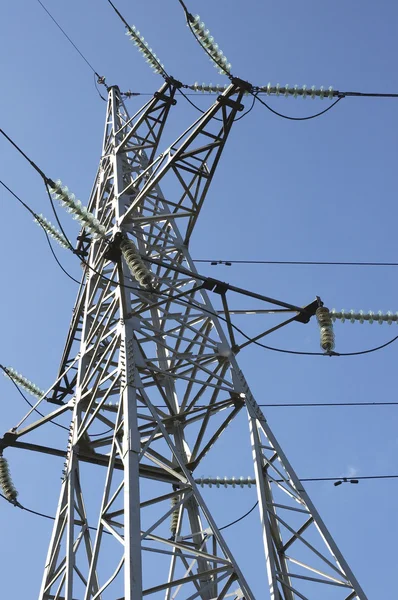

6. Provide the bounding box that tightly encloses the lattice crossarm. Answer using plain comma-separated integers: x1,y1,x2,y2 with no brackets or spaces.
119,83,246,244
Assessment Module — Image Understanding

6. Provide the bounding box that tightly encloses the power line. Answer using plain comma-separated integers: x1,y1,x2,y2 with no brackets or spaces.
176,0,343,121
194,259,398,268
44,181,75,252
140,401,398,409
254,93,344,121
258,401,398,408
176,0,398,125
0,366,69,432
1,474,397,526
0,129,46,179
6,175,398,359
219,501,259,531
37,0,105,85
3,167,398,361
176,87,256,123
0,179,81,284
0,180,81,285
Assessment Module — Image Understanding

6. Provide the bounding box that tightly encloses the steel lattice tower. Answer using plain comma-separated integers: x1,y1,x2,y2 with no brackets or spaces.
1,82,367,600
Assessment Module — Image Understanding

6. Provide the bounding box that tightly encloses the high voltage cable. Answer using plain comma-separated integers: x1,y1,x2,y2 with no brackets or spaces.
0,366,69,432
141,401,398,409
254,93,343,121
219,501,259,531
36,0,107,100
1,474,397,525
35,0,398,121
3,133,398,360
0,179,81,285
103,0,251,123
257,401,398,408
36,0,101,77
4,175,398,360
176,0,398,123
195,259,398,268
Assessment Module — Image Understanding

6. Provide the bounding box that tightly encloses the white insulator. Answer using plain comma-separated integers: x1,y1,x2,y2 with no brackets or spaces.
190,15,231,75
187,83,229,93
0,456,18,502
120,239,154,289
34,214,69,249
49,180,106,239
126,27,165,75
170,496,179,534
4,367,45,399
259,83,335,99
194,476,256,488
316,307,335,352
331,309,398,325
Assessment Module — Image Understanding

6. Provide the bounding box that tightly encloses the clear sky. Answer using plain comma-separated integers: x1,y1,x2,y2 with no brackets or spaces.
0,0,397,597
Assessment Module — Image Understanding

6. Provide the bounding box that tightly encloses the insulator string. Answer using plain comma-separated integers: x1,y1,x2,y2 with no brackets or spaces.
316,306,335,353
332,309,398,325
0,456,18,503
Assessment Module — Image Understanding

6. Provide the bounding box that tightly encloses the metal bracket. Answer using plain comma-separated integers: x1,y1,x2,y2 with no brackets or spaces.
104,232,123,262
294,299,320,324
216,95,244,111
154,90,177,105
231,77,253,93
0,431,18,451
203,278,228,294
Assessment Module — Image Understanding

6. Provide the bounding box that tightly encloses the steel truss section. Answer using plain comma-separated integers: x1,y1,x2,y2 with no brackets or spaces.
1,83,367,600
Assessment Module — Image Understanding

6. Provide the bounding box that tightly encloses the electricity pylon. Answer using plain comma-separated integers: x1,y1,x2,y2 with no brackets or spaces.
1,81,367,600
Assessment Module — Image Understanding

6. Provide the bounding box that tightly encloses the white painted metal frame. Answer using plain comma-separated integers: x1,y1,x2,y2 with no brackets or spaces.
1,82,367,600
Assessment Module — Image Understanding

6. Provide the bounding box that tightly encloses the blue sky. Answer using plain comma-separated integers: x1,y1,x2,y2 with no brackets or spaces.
0,0,397,597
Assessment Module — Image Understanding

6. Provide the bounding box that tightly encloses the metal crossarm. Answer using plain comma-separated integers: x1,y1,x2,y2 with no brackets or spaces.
0,83,367,600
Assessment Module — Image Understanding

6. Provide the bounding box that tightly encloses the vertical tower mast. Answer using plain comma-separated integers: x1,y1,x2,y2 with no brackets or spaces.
1,83,367,600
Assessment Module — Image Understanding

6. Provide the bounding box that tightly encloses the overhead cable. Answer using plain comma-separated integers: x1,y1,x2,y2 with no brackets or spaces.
0,366,69,431
4,170,398,361
106,0,167,78
255,93,343,121
195,259,398,268
1,473,397,526
177,0,398,124
0,179,81,284
332,309,398,325
36,0,107,99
